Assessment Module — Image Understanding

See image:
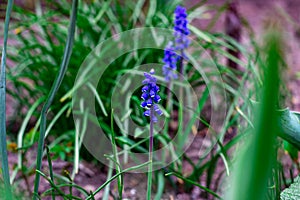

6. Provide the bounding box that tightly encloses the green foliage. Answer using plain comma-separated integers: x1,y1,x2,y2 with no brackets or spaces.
0,182,24,200
6,0,185,141
2,0,300,199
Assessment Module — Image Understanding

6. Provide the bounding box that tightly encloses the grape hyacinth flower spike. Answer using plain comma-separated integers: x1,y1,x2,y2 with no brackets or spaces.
174,5,190,56
141,69,163,123
162,5,190,82
142,69,163,200
162,42,179,82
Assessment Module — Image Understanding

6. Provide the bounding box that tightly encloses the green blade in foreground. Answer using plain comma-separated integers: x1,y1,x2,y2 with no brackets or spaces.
0,0,14,199
227,25,283,200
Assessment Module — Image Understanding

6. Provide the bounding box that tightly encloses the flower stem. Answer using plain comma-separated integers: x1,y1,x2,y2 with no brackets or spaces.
179,50,184,106
166,81,173,111
147,107,154,200
178,50,184,172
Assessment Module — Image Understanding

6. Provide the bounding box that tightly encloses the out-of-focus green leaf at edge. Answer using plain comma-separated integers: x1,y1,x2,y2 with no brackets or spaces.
251,100,300,151
280,175,300,200
277,109,300,151
283,140,298,161
228,25,282,200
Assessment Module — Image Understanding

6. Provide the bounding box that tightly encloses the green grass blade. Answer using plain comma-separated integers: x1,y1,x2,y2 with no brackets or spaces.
102,160,113,200
94,0,112,23
0,0,14,199
43,183,89,198
154,171,165,200
46,146,55,200
179,86,209,150
165,172,221,199
33,0,78,198
36,170,81,200
72,119,80,180
17,97,44,169
145,0,156,25
45,102,71,138
86,161,151,200
110,109,123,199
87,82,108,117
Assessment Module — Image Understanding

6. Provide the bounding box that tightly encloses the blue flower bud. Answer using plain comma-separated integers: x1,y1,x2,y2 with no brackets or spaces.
153,95,161,103
149,90,155,98
147,99,153,107
142,85,149,92
153,104,163,116
141,93,148,100
144,110,150,117
141,101,147,108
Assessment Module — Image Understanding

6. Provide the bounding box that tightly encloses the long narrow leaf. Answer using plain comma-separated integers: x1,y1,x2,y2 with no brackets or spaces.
33,0,78,198
165,172,221,199
0,0,14,199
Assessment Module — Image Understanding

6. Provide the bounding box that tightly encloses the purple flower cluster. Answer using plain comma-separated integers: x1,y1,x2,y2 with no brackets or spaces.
174,5,190,52
162,42,179,81
162,5,190,82
141,69,163,123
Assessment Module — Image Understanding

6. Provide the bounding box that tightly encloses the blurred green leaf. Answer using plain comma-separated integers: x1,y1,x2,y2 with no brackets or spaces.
189,25,212,43
283,140,298,161
278,109,300,150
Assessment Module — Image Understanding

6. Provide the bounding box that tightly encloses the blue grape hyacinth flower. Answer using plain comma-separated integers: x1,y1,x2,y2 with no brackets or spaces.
141,69,163,123
174,5,190,53
162,42,179,82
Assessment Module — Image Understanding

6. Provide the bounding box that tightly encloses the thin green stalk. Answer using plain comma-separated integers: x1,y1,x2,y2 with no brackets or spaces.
86,161,151,200
165,172,221,199
163,81,173,164
122,93,131,164
34,0,42,16
147,107,154,200
0,0,14,199
17,97,45,170
166,81,173,111
177,50,185,156
46,146,55,200
43,183,89,197
33,0,78,198
72,118,80,180
154,171,165,200
89,191,96,200
110,109,123,199
36,170,81,200
102,160,113,200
